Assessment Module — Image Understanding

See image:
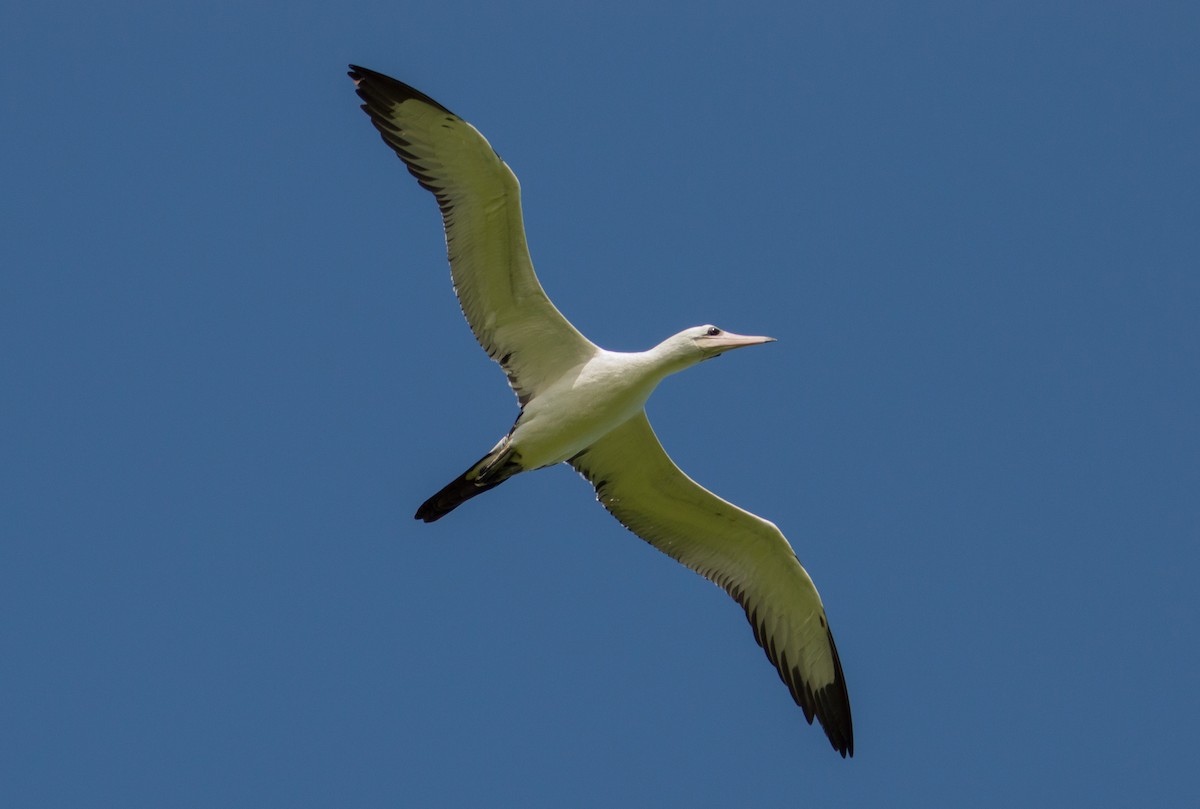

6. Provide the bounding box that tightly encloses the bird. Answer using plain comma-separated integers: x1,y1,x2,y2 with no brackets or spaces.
348,64,854,757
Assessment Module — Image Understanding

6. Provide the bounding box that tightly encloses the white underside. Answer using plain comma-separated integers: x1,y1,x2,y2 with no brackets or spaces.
508,349,661,469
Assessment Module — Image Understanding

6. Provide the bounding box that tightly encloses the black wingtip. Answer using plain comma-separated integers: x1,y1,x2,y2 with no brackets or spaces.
746,604,854,757
820,624,855,757
346,64,455,115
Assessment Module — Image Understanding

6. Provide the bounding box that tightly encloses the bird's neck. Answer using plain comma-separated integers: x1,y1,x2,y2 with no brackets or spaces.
642,336,704,380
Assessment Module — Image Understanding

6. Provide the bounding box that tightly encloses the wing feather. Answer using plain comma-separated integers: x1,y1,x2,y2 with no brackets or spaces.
570,412,854,756
349,66,596,403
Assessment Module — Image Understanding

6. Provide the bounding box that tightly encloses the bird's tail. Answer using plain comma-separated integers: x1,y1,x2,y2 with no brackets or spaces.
414,440,522,523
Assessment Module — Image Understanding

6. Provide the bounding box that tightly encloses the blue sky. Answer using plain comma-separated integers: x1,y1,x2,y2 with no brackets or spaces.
3,1,1198,806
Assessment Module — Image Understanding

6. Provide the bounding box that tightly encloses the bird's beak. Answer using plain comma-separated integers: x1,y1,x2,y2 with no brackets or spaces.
708,332,776,352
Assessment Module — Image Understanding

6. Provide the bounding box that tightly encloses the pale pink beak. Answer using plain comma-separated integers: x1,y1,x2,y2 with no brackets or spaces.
706,331,776,352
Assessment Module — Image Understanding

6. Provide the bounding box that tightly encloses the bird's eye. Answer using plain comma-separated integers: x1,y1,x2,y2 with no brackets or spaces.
706,327,721,336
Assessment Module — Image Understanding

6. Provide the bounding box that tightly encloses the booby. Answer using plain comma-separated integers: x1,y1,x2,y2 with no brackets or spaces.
349,65,854,757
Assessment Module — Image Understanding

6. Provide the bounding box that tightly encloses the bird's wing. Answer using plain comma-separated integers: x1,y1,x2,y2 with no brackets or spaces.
350,66,597,404
569,412,853,756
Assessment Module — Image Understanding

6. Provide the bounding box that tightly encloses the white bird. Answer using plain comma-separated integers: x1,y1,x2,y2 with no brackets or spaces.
349,65,854,757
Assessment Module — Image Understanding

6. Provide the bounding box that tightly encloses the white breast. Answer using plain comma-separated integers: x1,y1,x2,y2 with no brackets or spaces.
508,350,661,469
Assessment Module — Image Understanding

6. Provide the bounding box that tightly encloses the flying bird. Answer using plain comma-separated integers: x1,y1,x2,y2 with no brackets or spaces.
348,65,853,757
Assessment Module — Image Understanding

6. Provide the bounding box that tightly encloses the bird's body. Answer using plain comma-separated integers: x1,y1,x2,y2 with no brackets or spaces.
508,347,656,471
488,333,746,470
349,65,855,757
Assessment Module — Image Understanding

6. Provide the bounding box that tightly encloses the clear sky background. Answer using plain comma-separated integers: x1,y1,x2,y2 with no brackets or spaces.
3,1,1197,806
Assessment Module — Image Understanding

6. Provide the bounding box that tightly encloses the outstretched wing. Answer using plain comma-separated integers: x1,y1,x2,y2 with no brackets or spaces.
350,66,597,404
570,412,853,756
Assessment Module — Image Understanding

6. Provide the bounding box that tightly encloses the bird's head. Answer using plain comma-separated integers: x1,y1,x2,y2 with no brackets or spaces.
652,325,775,374
689,325,776,357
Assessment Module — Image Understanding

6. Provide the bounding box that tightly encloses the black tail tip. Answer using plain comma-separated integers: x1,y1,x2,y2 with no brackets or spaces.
414,483,479,523
414,502,447,523
413,467,509,524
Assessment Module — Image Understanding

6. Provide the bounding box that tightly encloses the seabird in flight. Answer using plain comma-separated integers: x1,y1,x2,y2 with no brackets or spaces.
348,65,854,757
